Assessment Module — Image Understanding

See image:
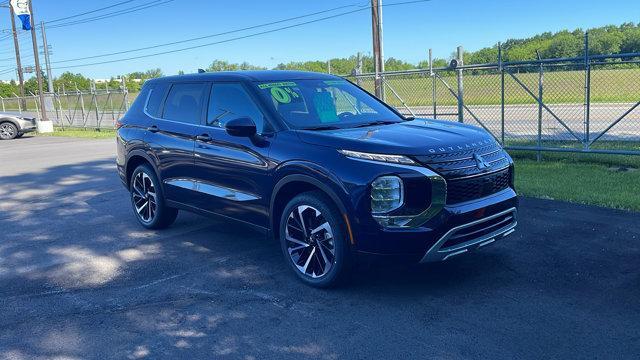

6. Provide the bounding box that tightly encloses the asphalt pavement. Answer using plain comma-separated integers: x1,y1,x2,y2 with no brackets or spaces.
1,136,639,359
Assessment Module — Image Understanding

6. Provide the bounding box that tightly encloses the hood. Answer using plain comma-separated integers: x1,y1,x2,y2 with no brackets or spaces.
296,118,497,156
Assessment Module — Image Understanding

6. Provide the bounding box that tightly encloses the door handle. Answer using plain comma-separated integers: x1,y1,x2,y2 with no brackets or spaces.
147,125,159,133
196,134,212,142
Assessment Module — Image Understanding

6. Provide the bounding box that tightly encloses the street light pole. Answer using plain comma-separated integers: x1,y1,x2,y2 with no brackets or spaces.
40,21,53,93
370,0,385,100
28,0,48,124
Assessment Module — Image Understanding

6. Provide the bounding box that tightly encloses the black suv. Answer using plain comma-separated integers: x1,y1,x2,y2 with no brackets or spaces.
116,71,518,287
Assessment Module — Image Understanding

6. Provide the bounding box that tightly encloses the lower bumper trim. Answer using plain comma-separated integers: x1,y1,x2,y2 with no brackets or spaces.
419,207,517,263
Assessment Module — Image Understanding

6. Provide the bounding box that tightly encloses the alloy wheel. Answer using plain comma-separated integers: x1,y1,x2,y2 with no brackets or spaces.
132,172,157,223
0,123,16,140
285,205,336,278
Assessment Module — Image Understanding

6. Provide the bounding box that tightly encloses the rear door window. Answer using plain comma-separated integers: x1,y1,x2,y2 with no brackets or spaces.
162,83,208,125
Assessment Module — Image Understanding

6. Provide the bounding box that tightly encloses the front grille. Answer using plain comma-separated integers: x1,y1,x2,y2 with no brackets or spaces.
415,142,510,179
446,168,511,204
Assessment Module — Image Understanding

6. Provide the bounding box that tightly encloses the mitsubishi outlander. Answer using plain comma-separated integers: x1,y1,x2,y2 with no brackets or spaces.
116,71,518,287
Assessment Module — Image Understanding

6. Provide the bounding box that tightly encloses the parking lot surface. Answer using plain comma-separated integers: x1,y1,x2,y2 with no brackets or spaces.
1,136,639,359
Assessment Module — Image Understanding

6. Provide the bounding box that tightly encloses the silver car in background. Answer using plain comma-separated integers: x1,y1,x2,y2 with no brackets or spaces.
0,113,37,140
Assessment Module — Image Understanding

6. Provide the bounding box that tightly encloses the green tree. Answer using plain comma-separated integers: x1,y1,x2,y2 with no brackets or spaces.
54,72,91,92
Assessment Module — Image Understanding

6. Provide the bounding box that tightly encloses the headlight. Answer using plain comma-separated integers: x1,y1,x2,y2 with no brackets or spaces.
371,176,404,213
339,150,416,165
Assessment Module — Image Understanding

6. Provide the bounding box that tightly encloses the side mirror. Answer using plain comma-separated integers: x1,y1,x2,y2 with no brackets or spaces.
225,117,257,137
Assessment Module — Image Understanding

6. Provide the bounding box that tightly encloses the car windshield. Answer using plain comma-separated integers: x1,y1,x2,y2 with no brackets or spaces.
253,79,404,130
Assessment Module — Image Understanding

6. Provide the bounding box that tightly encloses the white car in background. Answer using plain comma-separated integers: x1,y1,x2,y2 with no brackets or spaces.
0,113,37,140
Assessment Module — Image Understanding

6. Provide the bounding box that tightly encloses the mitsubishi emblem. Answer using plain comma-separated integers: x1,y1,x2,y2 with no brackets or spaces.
473,153,491,170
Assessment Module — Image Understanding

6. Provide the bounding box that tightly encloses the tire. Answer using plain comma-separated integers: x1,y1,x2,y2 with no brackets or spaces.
0,122,18,140
129,164,178,229
279,190,352,288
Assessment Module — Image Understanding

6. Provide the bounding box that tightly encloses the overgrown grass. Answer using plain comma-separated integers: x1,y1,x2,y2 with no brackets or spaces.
35,127,116,139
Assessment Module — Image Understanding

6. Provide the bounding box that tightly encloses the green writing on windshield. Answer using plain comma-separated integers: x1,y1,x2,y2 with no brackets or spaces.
261,84,301,104
323,80,348,86
257,81,297,89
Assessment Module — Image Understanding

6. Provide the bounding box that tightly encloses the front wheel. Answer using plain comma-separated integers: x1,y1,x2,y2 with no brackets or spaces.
130,164,178,229
279,191,352,288
0,122,18,140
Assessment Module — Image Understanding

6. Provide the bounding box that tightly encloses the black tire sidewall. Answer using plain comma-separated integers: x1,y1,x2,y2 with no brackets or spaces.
279,191,350,288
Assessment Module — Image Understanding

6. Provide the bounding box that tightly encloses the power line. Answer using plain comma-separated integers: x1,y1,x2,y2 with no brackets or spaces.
46,0,139,24
0,1,169,34
51,2,370,64
47,0,174,29
50,0,431,71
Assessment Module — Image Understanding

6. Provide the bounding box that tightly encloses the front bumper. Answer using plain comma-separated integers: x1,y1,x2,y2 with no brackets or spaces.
21,125,36,133
17,118,36,133
353,187,518,262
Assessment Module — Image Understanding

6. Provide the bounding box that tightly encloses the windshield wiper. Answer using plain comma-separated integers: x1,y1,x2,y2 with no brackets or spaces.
352,120,401,128
301,125,341,131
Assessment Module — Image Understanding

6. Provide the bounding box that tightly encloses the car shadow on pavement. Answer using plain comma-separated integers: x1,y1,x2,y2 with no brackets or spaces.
1,157,639,359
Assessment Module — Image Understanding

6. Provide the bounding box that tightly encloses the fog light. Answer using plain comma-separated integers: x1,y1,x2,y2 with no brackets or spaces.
371,176,403,214
373,215,412,227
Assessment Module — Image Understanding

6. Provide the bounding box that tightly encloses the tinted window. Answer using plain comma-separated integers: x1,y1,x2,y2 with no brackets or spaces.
254,79,402,129
162,83,207,124
207,83,267,133
145,82,168,118
128,83,152,116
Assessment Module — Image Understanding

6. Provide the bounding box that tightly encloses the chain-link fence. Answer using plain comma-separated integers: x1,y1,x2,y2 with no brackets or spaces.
2,83,131,130
345,41,640,156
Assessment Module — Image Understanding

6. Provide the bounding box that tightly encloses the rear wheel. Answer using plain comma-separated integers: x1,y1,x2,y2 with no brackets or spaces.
130,164,178,229
0,122,17,140
279,191,351,287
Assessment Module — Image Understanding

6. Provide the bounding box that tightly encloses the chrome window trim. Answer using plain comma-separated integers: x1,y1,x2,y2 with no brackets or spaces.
143,84,208,126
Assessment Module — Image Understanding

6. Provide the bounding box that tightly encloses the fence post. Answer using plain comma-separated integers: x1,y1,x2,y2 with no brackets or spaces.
30,91,40,119
77,84,86,128
430,48,437,118
107,82,115,123
499,43,505,145
121,77,129,112
0,96,4,113
456,45,464,123
584,31,591,150
536,51,544,162
91,81,100,130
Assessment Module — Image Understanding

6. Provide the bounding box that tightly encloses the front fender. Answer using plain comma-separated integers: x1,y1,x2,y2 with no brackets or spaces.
272,161,351,210
270,160,357,242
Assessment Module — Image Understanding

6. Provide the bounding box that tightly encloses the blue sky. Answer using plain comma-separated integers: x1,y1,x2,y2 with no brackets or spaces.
0,0,638,80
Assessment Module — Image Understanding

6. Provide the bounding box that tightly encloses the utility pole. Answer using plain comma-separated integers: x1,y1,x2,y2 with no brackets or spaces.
28,0,48,123
371,0,385,100
8,4,25,109
40,21,53,93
